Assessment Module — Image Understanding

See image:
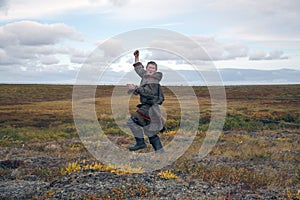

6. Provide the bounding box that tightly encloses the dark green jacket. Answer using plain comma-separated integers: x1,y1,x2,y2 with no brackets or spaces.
134,74,164,106
130,62,164,106
128,62,165,129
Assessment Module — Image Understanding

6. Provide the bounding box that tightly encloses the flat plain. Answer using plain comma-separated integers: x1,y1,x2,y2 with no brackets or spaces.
0,84,299,199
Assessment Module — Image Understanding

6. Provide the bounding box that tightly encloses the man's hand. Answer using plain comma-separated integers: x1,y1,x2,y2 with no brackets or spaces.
127,84,136,90
134,50,139,63
134,50,139,58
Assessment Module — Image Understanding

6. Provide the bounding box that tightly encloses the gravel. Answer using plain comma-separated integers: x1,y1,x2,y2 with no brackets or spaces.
0,163,293,199
0,132,299,200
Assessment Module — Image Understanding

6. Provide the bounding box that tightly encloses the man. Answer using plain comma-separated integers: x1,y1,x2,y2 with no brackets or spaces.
127,50,165,152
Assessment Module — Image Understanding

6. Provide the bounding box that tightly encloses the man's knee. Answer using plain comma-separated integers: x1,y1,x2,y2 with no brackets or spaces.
127,117,139,131
127,117,134,126
144,130,158,138
128,114,150,127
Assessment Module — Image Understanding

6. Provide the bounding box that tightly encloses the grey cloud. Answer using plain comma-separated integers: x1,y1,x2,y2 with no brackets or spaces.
5,45,55,59
39,55,59,65
73,39,122,66
70,56,86,64
267,50,288,60
89,0,130,7
0,0,9,11
223,43,248,59
100,38,124,59
0,20,82,69
0,21,82,47
249,50,288,60
249,50,266,60
148,35,248,61
106,0,299,41
0,48,20,65
215,0,300,40
69,49,90,64
110,0,130,7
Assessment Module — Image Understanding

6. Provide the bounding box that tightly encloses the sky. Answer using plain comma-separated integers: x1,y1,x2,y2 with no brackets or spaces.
0,0,299,84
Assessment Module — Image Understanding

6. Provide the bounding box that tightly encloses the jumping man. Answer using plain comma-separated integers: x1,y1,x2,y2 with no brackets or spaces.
127,50,165,152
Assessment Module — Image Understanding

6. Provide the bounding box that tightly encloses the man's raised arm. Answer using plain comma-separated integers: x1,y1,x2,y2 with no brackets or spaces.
133,50,146,78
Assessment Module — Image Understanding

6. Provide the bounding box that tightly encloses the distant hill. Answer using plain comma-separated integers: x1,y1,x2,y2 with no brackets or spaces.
1,68,299,85
99,68,300,85
217,68,299,85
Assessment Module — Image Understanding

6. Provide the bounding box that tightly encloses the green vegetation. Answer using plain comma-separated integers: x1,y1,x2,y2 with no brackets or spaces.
0,84,299,199
0,84,299,144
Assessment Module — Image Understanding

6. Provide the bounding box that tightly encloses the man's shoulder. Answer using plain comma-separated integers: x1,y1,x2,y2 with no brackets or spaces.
133,62,143,68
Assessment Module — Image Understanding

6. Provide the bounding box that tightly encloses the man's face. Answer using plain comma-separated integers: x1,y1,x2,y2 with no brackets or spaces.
146,64,157,75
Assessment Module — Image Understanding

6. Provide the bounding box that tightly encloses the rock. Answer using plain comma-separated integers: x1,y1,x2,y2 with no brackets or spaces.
0,160,24,169
44,144,61,151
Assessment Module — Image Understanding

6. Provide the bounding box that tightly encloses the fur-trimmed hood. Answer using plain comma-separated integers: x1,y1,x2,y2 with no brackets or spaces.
144,72,163,84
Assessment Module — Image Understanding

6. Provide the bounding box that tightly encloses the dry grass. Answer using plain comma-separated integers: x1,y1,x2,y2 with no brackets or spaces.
0,84,299,198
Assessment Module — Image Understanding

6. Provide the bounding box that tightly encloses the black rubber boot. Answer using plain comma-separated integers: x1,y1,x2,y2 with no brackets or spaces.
149,135,165,153
128,137,146,151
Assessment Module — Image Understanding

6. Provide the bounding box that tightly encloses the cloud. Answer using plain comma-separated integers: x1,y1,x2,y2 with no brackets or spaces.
107,0,194,20
108,0,130,7
102,0,299,38
89,38,125,66
0,0,112,21
89,0,130,7
39,55,60,65
93,34,288,63
248,50,266,60
146,35,248,61
105,0,300,42
0,20,81,47
69,48,90,64
1,0,298,42
100,38,124,59
212,0,300,41
0,48,15,65
0,0,9,11
0,0,192,21
249,50,288,60
0,20,82,71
